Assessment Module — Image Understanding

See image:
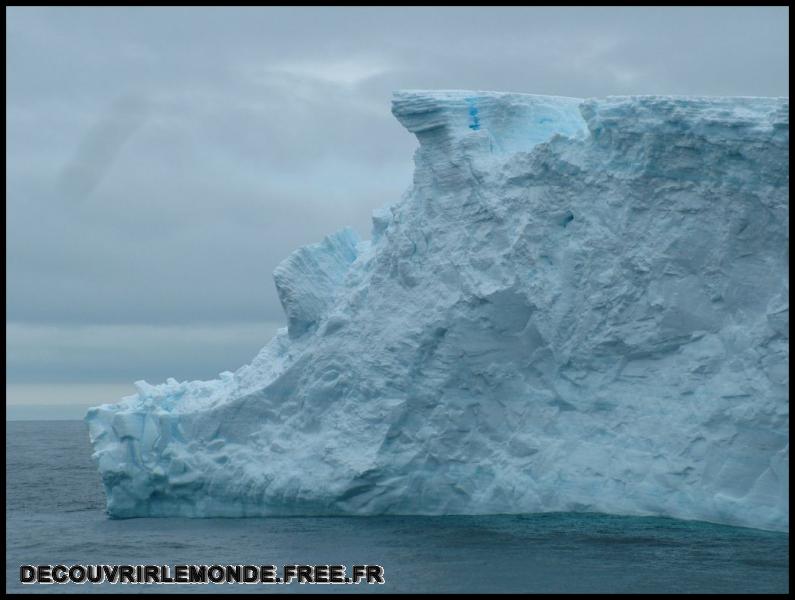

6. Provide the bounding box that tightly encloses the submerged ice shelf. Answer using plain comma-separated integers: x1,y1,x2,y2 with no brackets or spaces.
86,90,789,531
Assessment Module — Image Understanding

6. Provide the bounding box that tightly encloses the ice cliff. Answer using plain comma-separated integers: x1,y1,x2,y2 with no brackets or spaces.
86,90,789,532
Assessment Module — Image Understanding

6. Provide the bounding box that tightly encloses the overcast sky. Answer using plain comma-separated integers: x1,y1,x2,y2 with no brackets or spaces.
6,7,789,416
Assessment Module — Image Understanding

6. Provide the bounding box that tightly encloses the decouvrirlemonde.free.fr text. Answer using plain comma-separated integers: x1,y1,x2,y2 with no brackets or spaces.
20,564,385,585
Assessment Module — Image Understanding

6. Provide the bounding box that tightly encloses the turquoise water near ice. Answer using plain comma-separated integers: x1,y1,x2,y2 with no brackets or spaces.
6,421,789,593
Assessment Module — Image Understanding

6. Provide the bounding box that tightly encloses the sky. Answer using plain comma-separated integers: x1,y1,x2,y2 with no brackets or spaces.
5,6,789,418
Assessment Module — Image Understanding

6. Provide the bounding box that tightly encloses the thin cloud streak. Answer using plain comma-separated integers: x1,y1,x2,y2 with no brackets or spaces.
58,93,151,200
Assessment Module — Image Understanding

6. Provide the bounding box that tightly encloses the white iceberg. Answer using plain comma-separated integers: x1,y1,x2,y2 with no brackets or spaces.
86,90,789,531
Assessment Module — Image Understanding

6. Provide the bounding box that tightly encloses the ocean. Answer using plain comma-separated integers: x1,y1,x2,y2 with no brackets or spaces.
6,420,789,594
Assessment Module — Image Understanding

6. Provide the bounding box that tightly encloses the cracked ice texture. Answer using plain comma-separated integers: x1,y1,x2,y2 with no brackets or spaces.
86,90,789,531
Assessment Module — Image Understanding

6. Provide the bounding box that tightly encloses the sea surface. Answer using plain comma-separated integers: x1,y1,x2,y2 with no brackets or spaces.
6,420,789,594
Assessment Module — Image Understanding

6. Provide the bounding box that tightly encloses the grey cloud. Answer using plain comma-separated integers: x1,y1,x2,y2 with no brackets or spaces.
6,322,283,383
7,383,141,420
6,7,788,384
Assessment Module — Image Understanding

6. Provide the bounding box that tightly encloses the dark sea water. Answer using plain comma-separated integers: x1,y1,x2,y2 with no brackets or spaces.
6,420,789,594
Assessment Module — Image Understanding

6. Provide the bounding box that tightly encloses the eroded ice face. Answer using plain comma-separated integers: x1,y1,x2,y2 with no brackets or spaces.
86,91,789,531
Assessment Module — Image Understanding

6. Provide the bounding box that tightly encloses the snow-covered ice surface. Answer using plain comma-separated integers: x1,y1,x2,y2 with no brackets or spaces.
86,90,789,532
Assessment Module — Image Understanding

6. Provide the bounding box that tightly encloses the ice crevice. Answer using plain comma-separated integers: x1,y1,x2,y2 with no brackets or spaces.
86,90,789,531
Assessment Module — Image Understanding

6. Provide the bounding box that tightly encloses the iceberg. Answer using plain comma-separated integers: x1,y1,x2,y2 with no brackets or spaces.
86,90,789,531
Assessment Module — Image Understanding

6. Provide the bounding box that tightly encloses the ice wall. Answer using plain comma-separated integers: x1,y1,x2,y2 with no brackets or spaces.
86,91,789,531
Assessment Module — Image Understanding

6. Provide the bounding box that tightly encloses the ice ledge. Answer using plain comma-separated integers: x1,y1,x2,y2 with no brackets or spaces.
580,95,789,143
392,90,789,154
391,90,588,154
